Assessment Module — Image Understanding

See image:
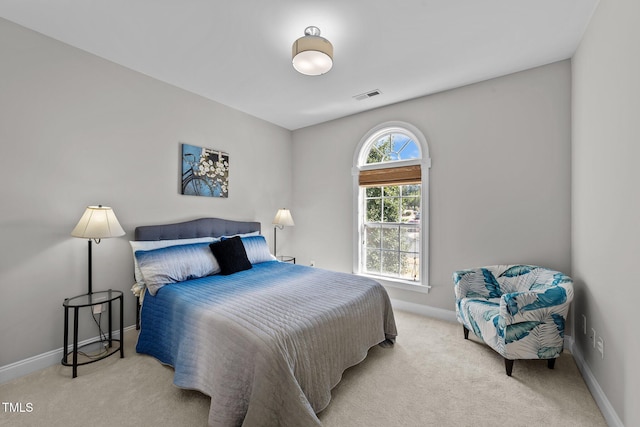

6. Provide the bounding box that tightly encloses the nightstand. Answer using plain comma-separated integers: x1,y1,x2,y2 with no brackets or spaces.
62,289,124,378
277,255,296,264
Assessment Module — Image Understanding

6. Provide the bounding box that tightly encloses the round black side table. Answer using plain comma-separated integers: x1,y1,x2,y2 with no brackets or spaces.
62,289,124,378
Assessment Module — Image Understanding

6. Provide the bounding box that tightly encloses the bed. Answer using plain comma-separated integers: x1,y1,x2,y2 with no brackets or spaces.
131,217,397,427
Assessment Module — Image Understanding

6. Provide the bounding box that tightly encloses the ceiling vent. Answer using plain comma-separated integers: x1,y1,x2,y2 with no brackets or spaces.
353,89,382,101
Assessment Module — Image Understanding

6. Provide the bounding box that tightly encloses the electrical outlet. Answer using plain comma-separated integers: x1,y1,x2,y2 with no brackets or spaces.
92,304,104,314
92,296,106,315
597,337,604,358
582,314,587,335
590,328,596,348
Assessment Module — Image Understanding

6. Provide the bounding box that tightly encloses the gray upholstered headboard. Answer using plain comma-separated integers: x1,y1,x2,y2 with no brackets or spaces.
134,217,261,241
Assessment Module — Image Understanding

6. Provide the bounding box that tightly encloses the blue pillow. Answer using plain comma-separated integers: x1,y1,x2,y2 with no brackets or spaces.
135,242,220,295
241,235,275,264
130,237,218,287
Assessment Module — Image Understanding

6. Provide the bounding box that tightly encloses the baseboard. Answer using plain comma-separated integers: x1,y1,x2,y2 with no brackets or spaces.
0,325,136,385
390,299,457,323
569,340,624,427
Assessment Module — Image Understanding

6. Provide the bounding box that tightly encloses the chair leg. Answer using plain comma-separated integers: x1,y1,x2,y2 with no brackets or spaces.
547,358,556,370
504,358,514,376
463,326,469,339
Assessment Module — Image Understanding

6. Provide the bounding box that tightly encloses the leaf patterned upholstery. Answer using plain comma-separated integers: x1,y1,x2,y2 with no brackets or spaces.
453,265,574,374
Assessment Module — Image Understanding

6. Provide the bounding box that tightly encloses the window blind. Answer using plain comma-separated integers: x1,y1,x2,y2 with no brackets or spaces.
359,165,421,187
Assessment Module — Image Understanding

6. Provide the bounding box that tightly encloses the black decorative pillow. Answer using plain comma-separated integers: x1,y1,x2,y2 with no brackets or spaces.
209,236,252,275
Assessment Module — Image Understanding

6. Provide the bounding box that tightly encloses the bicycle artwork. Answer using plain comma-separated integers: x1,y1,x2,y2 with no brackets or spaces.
181,143,229,198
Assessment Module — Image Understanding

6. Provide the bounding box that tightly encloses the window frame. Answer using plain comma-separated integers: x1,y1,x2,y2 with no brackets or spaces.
352,122,431,293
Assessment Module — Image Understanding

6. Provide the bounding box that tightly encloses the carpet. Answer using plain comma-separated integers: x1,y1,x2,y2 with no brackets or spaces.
0,310,606,427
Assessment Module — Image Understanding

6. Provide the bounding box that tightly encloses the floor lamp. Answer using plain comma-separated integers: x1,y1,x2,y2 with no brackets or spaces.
272,208,294,257
71,205,125,295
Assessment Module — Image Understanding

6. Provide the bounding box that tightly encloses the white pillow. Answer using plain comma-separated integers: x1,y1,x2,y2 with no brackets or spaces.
130,237,217,286
220,230,260,239
135,242,220,296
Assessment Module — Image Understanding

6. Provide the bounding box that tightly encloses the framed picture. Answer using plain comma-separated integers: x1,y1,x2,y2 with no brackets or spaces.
181,143,229,198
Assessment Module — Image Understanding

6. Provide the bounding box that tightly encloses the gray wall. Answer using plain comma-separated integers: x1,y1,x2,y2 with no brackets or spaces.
572,0,640,425
4,10,633,425
291,61,572,312
0,18,293,367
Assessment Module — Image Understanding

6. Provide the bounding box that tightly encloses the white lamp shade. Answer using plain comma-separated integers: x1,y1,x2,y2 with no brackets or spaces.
292,27,333,76
272,209,295,227
71,205,125,239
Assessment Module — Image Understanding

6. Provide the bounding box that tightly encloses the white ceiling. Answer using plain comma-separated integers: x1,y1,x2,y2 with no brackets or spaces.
0,0,598,130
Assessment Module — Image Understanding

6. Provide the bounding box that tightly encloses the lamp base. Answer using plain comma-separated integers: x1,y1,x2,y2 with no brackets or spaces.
273,226,278,257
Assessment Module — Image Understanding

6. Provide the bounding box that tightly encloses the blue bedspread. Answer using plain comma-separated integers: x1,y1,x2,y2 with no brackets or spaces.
137,261,397,427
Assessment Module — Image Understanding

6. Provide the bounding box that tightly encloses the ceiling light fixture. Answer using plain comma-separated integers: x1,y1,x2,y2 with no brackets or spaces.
292,26,333,76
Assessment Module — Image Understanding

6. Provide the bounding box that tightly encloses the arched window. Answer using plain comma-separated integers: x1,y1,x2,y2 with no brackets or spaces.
353,122,431,291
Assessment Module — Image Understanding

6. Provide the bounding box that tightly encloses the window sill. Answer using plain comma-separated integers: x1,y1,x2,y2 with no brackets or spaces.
356,273,430,294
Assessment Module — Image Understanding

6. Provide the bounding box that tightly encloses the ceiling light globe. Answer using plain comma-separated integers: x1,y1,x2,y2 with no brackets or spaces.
292,50,333,76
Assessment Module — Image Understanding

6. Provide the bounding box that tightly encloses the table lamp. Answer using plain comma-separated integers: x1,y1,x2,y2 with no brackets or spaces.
272,208,294,257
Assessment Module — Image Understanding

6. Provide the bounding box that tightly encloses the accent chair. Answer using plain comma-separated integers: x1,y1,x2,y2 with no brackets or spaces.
452,265,573,376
